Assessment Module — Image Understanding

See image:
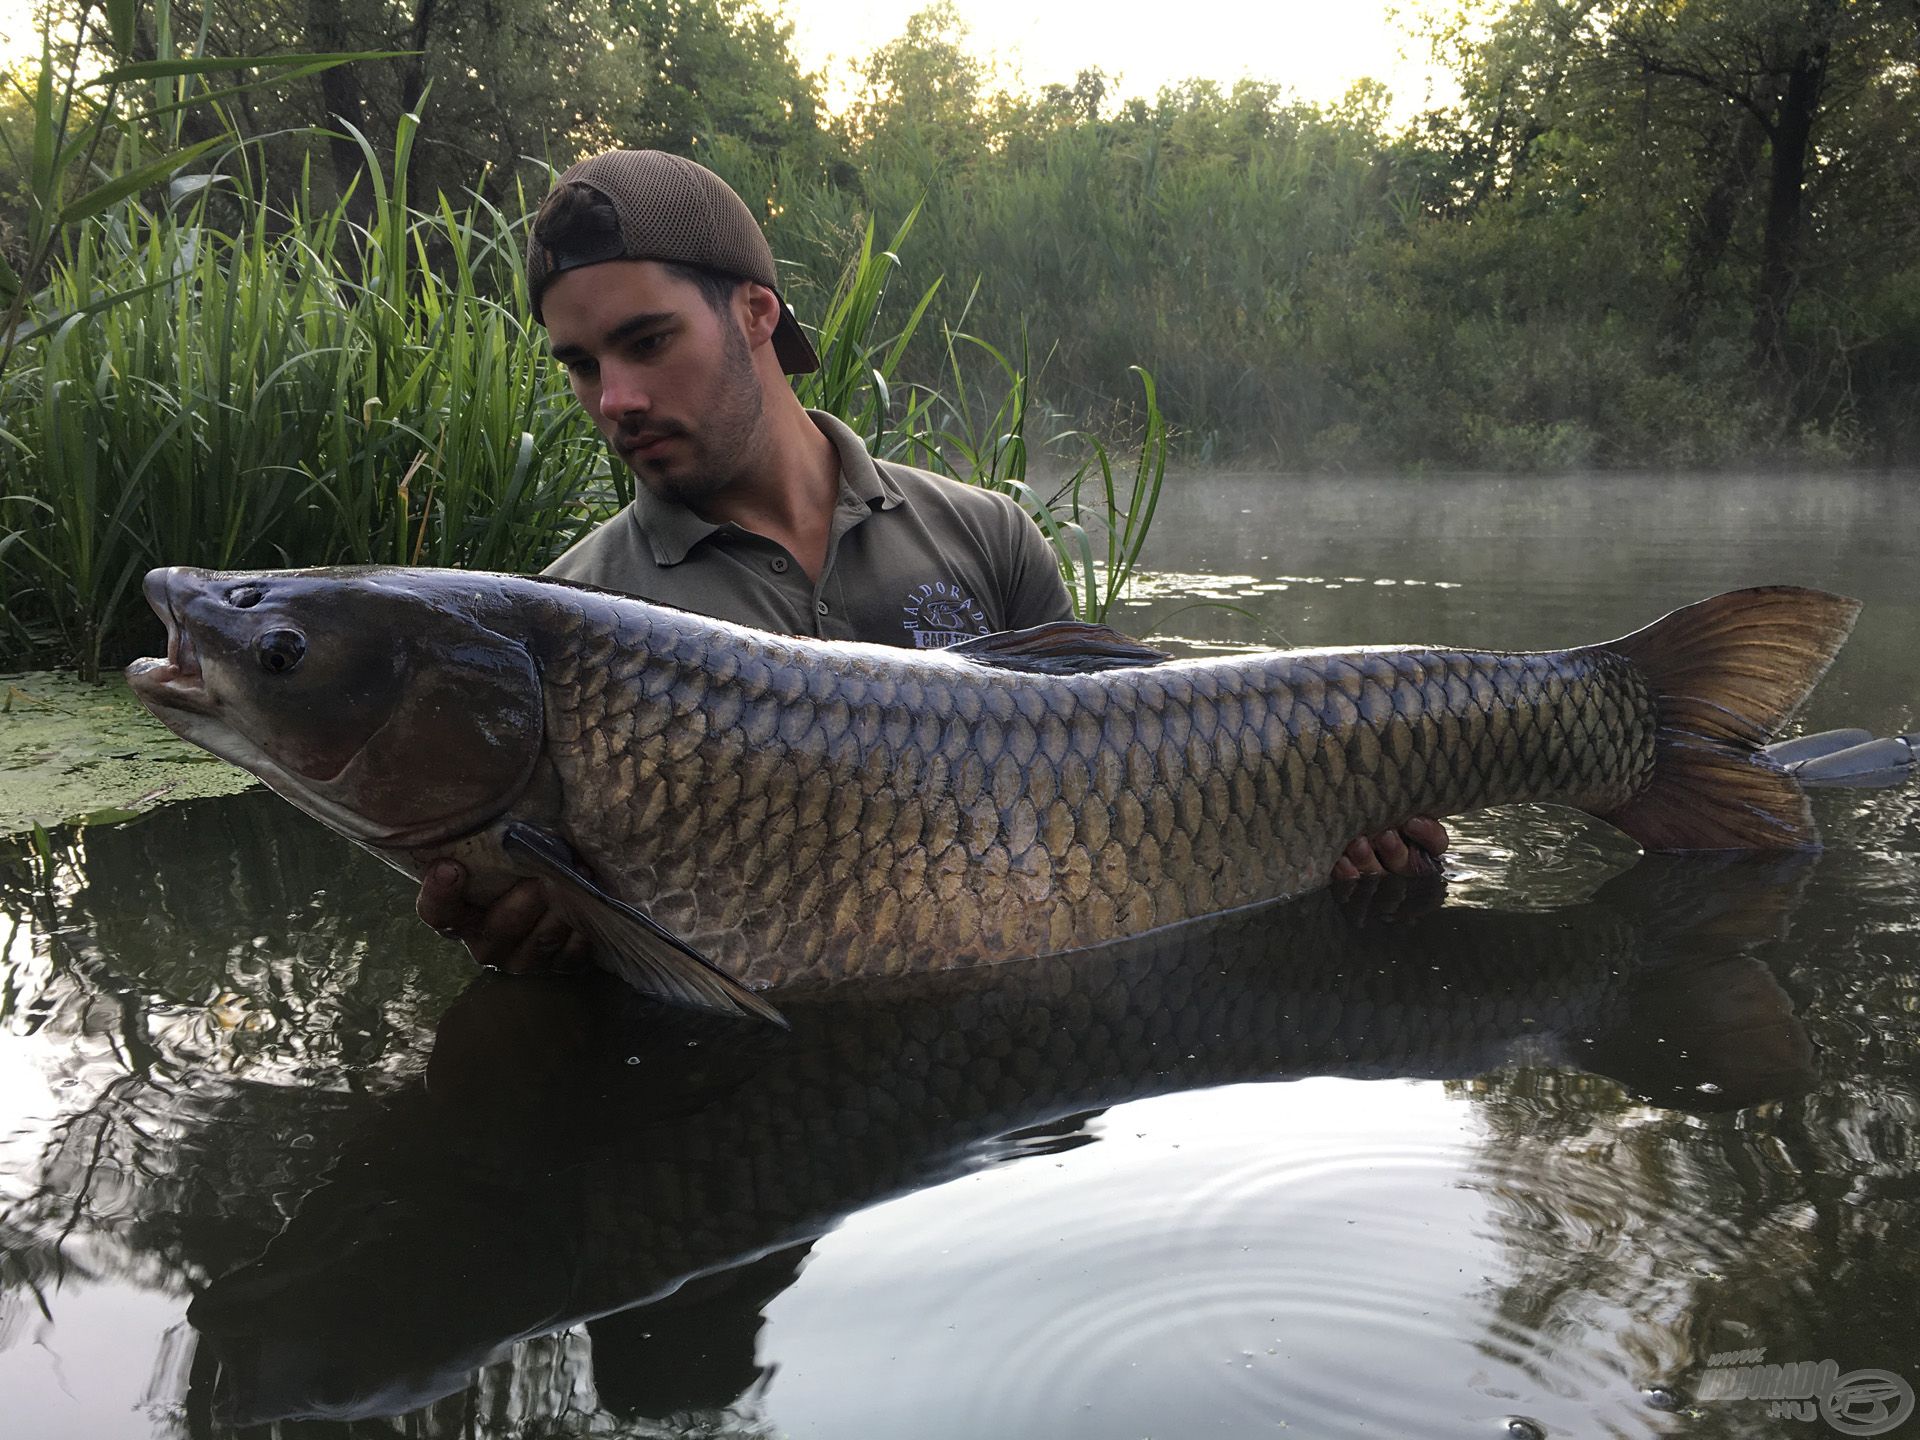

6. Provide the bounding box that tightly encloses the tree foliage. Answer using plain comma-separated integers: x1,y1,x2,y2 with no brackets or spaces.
121,0,838,204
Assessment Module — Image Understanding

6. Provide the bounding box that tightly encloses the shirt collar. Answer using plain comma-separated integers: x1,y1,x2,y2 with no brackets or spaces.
808,408,904,513
628,484,722,566
627,409,902,567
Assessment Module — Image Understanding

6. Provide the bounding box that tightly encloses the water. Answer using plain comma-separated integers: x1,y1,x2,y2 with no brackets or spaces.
2,470,1916,1439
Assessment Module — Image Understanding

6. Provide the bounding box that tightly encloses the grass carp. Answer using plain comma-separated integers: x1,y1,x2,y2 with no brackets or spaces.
126,568,1857,1021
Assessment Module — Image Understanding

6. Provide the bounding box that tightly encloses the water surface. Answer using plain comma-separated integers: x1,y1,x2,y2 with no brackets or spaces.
2,470,1915,1439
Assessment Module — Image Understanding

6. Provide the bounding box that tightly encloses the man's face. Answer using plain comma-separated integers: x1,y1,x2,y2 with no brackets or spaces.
542,260,766,508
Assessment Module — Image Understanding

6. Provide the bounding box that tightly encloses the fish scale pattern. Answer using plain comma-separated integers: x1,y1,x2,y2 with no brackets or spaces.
535,590,1660,988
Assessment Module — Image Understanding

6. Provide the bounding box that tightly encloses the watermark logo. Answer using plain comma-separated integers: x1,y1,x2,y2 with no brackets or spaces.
1697,1349,1914,1436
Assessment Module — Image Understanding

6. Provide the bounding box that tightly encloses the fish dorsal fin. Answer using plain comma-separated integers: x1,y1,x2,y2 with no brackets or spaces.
947,621,1173,674
501,822,788,1030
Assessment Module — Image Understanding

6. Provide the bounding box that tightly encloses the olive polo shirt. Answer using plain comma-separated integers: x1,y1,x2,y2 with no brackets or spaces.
543,410,1074,648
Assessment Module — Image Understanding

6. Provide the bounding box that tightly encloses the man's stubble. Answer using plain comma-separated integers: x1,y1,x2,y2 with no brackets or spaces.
629,318,767,511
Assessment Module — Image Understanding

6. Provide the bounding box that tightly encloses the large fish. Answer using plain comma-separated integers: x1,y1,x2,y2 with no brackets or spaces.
127,568,1857,1022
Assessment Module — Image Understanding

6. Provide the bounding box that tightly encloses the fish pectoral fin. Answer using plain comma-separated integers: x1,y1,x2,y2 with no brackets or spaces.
947,621,1173,674
500,822,788,1030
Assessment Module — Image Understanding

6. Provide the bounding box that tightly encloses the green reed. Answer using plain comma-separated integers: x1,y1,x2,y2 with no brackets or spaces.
1,115,614,675
1,115,1165,676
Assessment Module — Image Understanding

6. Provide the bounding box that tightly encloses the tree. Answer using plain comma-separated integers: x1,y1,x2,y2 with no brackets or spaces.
1403,0,1920,424
841,2,995,169
116,0,835,208
1603,0,1918,376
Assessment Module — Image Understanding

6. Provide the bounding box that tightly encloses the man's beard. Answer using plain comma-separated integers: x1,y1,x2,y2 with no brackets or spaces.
630,322,766,510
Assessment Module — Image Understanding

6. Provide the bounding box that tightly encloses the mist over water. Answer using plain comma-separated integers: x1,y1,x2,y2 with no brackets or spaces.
2,470,1916,1438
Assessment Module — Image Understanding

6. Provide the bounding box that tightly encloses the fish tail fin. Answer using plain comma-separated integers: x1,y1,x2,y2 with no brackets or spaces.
1594,586,1860,851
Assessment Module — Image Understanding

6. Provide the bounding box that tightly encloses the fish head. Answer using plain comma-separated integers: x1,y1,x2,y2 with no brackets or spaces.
126,566,545,848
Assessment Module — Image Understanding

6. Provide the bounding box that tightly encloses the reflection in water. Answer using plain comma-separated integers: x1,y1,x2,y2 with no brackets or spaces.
70,846,1821,1429
0,798,466,1433
0,780,1915,1438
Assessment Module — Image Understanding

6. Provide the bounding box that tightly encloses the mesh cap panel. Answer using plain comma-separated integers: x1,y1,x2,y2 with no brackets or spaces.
528,150,818,374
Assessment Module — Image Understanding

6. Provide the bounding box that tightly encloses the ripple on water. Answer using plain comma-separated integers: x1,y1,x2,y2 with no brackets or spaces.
974,1139,1470,1425
1438,806,1641,910
780,1083,1690,1440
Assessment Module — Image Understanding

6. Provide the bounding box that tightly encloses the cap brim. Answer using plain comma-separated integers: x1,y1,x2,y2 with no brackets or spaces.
773,305,820,375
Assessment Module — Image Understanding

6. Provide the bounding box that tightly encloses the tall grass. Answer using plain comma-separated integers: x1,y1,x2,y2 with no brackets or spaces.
0,116,1167,676
2,121,612,674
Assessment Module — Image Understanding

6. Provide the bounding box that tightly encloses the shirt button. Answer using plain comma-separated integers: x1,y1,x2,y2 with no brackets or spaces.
770,557,788,573
816,600,830,616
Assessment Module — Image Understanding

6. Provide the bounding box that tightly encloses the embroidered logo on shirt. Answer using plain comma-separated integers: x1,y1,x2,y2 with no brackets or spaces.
902,580,989,648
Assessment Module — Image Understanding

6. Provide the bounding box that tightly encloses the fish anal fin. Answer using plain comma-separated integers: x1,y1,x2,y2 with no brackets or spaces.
948,621,1172,674
501,822,787,1030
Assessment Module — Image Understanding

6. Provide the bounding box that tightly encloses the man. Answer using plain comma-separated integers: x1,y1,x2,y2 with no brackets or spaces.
419,150,1445,972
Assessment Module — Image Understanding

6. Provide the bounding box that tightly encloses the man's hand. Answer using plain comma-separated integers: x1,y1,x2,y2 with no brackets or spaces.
416,861,591,974
1332,816,1448,883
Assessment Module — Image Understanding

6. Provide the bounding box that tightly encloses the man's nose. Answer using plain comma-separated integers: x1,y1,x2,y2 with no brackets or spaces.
596,358,651,420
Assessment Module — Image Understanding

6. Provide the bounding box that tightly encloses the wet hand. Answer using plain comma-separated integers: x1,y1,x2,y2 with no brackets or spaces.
416,860,592,974
1331,816,1448,883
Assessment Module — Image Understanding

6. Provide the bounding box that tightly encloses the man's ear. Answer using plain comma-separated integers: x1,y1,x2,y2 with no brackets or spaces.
738,283,783,348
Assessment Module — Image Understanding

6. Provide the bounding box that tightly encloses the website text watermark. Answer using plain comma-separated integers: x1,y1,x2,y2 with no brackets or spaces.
1697,1350,1913,1436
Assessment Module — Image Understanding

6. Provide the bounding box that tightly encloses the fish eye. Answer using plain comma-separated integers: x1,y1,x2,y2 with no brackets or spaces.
228,585,263,609
258,629,306,675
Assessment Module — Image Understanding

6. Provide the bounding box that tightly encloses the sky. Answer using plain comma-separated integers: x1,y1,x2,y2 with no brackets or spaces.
0,1,29,64
1,0,1454,123
785,0,1453,122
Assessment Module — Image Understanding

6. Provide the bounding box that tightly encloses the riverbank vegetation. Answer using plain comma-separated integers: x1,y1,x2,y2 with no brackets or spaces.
1,0,1915,671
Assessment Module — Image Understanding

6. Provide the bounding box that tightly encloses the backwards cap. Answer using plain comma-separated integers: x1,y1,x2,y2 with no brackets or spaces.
527,149,819,375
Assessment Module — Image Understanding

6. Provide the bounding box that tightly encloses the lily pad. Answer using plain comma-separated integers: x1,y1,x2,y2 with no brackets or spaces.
0,671,257,835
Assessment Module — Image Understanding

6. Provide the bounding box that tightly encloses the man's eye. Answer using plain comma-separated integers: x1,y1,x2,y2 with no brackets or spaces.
565,358,599,379
628,332,666,356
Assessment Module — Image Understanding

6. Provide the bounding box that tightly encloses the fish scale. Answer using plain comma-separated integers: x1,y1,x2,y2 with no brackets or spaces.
541,593,1661,988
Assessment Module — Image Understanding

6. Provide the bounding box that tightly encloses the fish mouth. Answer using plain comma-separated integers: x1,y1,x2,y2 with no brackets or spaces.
125,567,210,712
